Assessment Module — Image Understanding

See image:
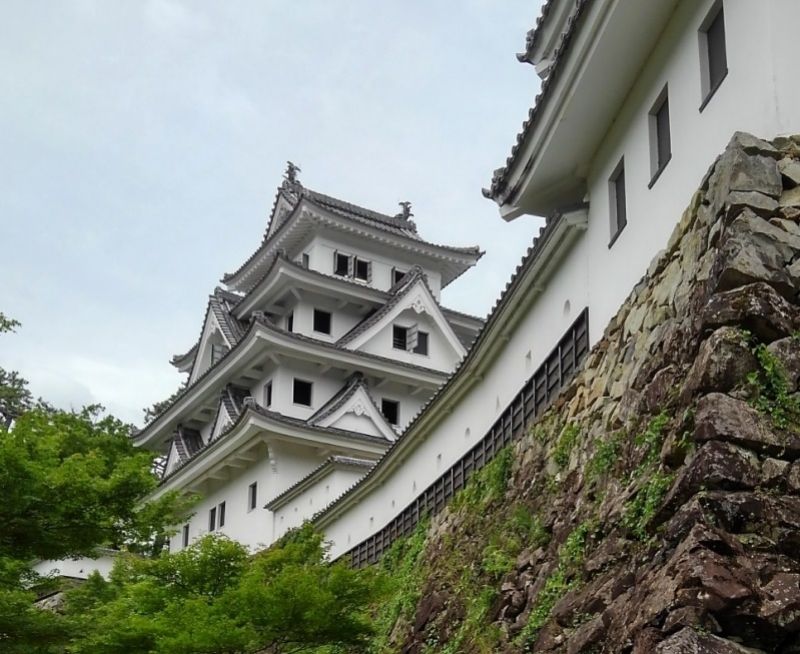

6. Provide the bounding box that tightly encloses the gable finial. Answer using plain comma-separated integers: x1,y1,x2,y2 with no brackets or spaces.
284,161,302,186
397,201,413,220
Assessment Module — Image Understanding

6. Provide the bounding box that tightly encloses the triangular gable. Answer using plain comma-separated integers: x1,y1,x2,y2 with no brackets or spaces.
338,274,467,362
188,303,233,384
309,378,397,442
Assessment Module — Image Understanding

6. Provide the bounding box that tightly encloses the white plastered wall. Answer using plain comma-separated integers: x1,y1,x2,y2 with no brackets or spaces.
584,0,799,342
321,0,800,559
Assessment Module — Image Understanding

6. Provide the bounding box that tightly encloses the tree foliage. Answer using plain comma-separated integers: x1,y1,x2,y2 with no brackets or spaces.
65,525,383,654
0,313,194,652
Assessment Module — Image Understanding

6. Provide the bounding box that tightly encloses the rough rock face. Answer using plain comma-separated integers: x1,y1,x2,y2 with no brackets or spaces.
377,133,800,653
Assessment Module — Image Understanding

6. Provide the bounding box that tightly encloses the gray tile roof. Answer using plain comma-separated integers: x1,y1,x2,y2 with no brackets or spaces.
223,182,481,286
265,454,375,511
517,0,560,63
484,0,593,205
170,287,246,368
307,372,390,434
336,266,430,347
158,403,388,485
140,312,448,442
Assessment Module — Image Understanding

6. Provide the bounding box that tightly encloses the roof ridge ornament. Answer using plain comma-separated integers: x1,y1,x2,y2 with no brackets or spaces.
282,161,303,194
396,201,413,221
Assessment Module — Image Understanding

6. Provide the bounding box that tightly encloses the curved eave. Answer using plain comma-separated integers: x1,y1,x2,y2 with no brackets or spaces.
487,0,680,219
265,456,374,512
313,205,588,529
133,319,449,451
233,254,387,320
150,409,388,500
223,197,482,293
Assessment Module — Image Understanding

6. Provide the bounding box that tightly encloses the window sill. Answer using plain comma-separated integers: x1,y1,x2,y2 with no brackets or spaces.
648,155,672,189
699,68,728,113
608,223,627,249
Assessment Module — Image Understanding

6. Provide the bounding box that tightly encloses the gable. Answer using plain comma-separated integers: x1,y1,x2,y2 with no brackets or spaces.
340,278,467,372
189,308,232,384
310,384,397,442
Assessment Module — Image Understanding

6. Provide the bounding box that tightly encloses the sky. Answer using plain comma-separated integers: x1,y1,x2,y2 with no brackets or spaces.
0,0,544,426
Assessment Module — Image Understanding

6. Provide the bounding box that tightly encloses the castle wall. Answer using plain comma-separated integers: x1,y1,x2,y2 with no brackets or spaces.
584,0,799,343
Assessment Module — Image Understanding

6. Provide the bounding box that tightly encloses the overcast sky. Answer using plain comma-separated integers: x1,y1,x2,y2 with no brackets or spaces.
1,0,544,425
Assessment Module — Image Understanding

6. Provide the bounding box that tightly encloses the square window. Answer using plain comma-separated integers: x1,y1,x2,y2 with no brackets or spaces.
218,501,226,528
210,343,227,366
208,506,217,532
381,399,399,426
264,381,272,408
392,325,408,350
354,258,370,281
700,3,727,109
286,312,294,333
248,482,258,511
182,524,189,547
414,331,429,356
609,159,627,247
293,378,313,406
302,253,310,268
313,309,332,335
334,252,350,277
392,268,406,285
649,88,671,186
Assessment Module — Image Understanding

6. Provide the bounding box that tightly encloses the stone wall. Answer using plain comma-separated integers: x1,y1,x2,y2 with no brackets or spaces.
378,133,800,653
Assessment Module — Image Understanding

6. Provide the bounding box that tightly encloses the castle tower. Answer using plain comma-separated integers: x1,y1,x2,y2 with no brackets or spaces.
134,163,483,551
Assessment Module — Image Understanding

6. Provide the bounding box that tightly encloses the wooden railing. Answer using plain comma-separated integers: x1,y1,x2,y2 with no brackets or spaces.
346,308,589,567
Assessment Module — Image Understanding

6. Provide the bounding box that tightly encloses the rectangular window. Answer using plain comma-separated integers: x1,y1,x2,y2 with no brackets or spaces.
210,343,228,366
302,253,310,268
649,88,671,186
609,159,627,247
264,381,272,408
700,3,727,109
392,325,408,350
286,312,294,333
218,501,226,528
414,331,429,356
208,506,217,532
248,482,258,511
293,378,313,406
182,524,190,547
334,252,350,277
381,399,399,426
392,268,406,285
354,258,371,282
313,309,332,335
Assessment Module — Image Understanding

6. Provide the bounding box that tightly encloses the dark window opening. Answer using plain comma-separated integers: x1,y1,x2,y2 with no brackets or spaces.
313,309,332,335
211,343,228,366
393,325,408,350
182,524,189,547
392,268,406,285
218,501,226,527
334,252,350,276
414,331,429,356
248,482,258,511
609,159,627,246
354,258,371,282
381,399,399,426
286,312,294,333
701,4,727,108
302,253,310,268
264,381,272,407
293,379,313,406
649,90,672,185
208,507,217,532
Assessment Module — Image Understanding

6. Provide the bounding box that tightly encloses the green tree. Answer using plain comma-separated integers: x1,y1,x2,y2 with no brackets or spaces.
0,312,195,652
0,313,32,428
65,526,383,654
